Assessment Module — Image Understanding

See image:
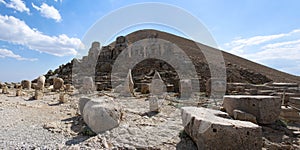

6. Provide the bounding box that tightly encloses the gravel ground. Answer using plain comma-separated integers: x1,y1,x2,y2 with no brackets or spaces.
0,88,299,149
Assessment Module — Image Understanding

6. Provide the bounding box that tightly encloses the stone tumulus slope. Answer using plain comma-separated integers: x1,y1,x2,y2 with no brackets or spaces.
45,29,300,89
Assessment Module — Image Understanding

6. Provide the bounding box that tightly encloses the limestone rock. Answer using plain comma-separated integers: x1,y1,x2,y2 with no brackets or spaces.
280,106,300,122
149,71,166,96
181,107,262,150
79,97,91,115
233,109,257,124
59,93,67,103
21,80,31,90
16,89,22,96
80,76,94,94
120,69,134,97
180,79,192,99
1,85,8,94
149,96,163,112
223,95,281,124
36,76,46,91
53,78,64,91
34,90,43,100
82,99,121,133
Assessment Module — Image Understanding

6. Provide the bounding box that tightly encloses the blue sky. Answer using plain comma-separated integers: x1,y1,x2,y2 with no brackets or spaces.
0,0,300,82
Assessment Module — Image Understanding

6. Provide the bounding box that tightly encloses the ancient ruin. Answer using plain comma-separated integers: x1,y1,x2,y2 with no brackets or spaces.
1,30,299,149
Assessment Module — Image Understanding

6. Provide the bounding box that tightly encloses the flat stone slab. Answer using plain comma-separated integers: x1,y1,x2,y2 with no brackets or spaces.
181,107,262,150
223,95,281,124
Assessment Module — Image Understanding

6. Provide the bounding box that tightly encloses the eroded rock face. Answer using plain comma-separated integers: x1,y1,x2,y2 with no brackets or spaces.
223,95,281,124
181,107,262,150
21,80,31,90
53,78,64,90
83,98,122,133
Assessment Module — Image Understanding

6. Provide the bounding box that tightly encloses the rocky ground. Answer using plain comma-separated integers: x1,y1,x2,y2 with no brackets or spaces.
0,88,299,149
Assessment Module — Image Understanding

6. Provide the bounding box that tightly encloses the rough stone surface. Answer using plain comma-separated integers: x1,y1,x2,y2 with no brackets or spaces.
120,69,134,97
53,78,64,90
34,90,43,100
233,109,257,124
223,95,281,124
79,97,91,115
82,98,121,133
289,97,300,110
181,107,262,150
148,96,164,112
81,76,94,94
149,71,166,96
36,76,46,91
21,80,31,89
180,79,192,99
280,106,300,122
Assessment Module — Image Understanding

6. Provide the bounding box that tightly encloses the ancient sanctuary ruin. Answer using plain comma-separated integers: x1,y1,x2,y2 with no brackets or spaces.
1,29,300,149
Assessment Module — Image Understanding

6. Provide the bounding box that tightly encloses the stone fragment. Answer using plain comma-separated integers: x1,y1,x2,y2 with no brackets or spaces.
233,109,257,124
59,93,67,103
120,69,134,97
79,97,91,115
81,76,94,94
180,79,192,99
280,106,300,122
223,95,281,124
181,107,262,150
149,96,163,112
16,89,22,96
149,71,166,96
2,85,8,94
34,89,43,100
83,98,121,133
64,84,72,91
53,78,64,91
36,76,46,91
21,80,31,90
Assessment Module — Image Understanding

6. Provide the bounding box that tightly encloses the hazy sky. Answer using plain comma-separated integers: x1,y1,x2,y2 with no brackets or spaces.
0,0,300,82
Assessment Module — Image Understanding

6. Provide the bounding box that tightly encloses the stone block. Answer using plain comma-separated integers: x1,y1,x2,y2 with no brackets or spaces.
34,90,43,100
181,107,262,150
83,99,121,133
21,80,31,90
233,109,257,124
223,95,281,124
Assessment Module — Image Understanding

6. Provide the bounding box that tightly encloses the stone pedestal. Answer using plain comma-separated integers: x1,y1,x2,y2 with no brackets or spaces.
34,90,43,100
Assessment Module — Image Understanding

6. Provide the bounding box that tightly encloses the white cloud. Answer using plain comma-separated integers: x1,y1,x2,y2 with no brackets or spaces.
223,29,300,75
32,2,61,22
0,48,37,61
0,0,30,14
0,14,81,56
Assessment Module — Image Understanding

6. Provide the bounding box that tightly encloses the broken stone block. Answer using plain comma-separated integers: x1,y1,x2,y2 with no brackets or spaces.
21,80,31,90
120,69,134,97
59,93,67,103
149,71,166,96
181,107,262,150
233,109,257,124
34,89,43,100
280,106,300,122
149,96,163,112
79,97,91,115
53,78,64,91
16,89,22,96
2,85,8,94
83,99,121,133
36,76,46,91
180,79,192,99
81,76,94,94
223,95,281,124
